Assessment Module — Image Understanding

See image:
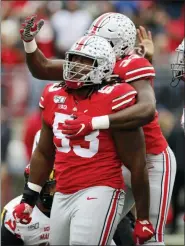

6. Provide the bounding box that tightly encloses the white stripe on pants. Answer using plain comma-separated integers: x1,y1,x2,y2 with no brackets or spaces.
121,146,176,246
50,186,125,245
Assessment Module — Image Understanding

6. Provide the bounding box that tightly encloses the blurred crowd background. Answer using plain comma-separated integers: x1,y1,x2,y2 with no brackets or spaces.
1,0,184,244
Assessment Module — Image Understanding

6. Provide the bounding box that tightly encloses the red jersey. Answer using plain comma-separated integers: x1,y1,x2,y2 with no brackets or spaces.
39,83,137,194
114,54,168,154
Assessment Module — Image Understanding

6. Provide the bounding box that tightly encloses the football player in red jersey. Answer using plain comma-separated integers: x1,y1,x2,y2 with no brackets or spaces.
62,13,176,246
20,14,155,129
13,35,154,245
171,38,185,224
19,13,175,245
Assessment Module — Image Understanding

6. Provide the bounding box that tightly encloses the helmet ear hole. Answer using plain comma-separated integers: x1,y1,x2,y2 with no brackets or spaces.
94,60,98,67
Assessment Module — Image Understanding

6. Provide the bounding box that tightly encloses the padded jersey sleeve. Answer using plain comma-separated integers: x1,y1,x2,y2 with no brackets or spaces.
114,54,155,83
109,83,137,112
39,83,61,127
39,83,53,109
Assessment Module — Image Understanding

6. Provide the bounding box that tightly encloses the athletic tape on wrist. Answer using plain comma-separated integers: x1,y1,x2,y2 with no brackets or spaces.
23,39,37,53
92,115,110,130
28,182,42,193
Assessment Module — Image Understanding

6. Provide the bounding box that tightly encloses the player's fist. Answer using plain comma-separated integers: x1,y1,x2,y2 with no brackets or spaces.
62,113,93,138
20,15,44,42
13,203,33,224
133,219,154,245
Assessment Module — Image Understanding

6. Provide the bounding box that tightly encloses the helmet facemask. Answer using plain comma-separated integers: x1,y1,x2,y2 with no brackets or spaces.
171,49,185,86
63,52,111,89
171,49,185,87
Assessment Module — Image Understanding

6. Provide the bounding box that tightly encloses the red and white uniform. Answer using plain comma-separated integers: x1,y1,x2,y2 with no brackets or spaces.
39,82,136,245
2,195,50,245
1,131,50,245
114,54,176,245
114,54,168,154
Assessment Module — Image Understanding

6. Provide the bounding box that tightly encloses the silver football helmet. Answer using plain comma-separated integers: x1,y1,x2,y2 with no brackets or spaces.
86,12,136,58
171,39,185,85
63,35,116,89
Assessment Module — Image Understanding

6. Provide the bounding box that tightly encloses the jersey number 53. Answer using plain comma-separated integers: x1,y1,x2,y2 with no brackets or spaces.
53,113,99,158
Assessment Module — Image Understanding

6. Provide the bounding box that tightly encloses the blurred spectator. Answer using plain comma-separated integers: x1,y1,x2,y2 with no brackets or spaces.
158,1,185,19
51,0,92,58
166,4,185,52
23,110,42,161
112,0,140,18
1,99,12,208
1,19,25,66
34,3,55,58
157,107,176,138
90,1,116,18
2,0,28,20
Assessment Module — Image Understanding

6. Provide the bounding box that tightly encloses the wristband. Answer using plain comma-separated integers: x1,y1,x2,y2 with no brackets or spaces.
23,39,37,53
21,183,41,207
28,182,42,193
92,115,110,130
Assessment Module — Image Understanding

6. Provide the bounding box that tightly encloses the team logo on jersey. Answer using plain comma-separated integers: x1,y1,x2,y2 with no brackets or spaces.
58,104,67,110
28,222,39,231
53,96,66,104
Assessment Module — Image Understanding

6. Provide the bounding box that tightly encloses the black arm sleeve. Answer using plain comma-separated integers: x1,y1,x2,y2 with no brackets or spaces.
1,210,24,246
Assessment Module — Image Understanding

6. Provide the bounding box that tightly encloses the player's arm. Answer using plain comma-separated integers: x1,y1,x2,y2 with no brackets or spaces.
112,128,150,220
13,119,55,224
62,81,156,138
20,15,64,81
26,49,64,80
28,119,55,186
108,79,156,129
1,209,24,245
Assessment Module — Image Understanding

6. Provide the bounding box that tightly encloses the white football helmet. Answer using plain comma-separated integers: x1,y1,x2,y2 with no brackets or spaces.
63,35,116,89
171,38,185,84
86,12,136,58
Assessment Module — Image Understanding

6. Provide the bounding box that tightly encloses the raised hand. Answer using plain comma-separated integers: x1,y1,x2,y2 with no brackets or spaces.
20,15,44,42
137,26,154,60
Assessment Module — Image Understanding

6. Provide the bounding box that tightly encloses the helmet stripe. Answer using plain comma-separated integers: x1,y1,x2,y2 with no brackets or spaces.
75,36,92,51
90,12,114,34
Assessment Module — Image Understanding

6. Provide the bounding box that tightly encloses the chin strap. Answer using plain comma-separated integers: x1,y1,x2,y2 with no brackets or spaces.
170,78,180,87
